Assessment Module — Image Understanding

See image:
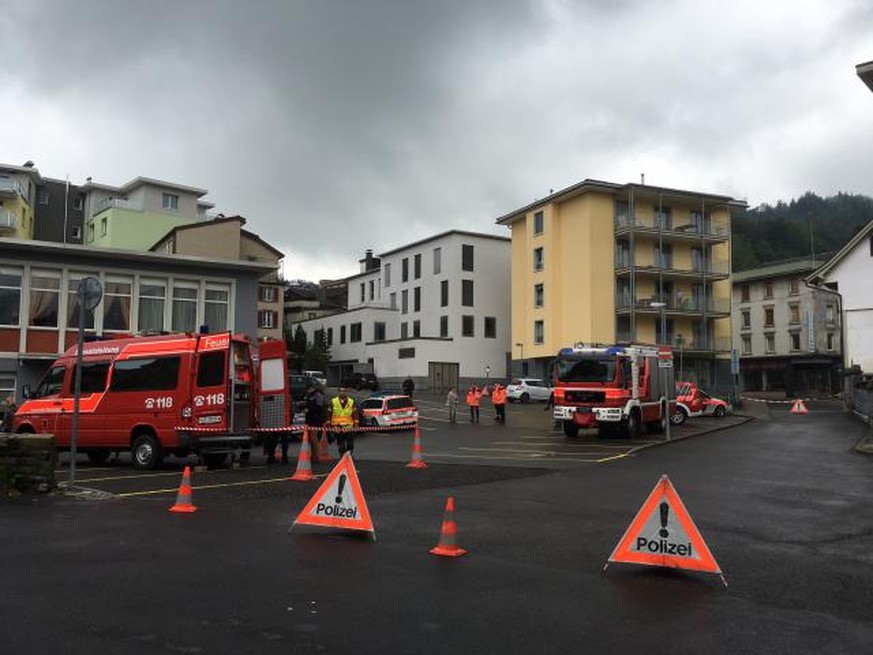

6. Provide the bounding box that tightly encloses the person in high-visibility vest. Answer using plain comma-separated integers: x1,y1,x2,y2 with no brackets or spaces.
492,384,507,424
328,387,359,455
466,385,481,424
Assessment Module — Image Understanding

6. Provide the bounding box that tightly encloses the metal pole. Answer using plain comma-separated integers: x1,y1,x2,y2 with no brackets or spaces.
662,305,671,441
70,298,85,485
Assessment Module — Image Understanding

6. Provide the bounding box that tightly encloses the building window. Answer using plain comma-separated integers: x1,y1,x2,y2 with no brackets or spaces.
205,285,229,331
73,194,84,211
533,211,543,235
414,254,421,279
138,279,166,333
402,257,409,282
533,247,544,272
359,283,365,303
399,347,415,359
390,292,397,310
172,283,198,332
827,332,835,351
327,328,333,346
259,310,277,329
790,332,801,351
741,310,750,330
101,277,132,332
789,279,799,295
654,206,672,230
413,286,421,312
462,315,474,337
37,190,48,205
534,320,544,345
29,269,61,328
384,263,391,287
71,225,82,240
740,284,749,303
440,315,448,338
86,221,94,242
534,283,544,308
260,285,276,302
369,280,374,301
461,279,474,307
374,322,386,342
401,289,408,314
162,193,179,210
654,243,673,269
401,322,408,339
440,280,449,307
413,320,421,338
789,304,800,324
350,322,362,342
433,247,441,275
462,244,474,272
765,334,775,353
742,335,752,354
484,316,496,339
340,325,346,344
825,305,835,324
0,267,22,327
764,306,774,327
65,273,97,330
764,281,773,299
100,217,107,237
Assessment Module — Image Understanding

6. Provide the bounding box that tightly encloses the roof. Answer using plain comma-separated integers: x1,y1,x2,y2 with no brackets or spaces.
378,229,510,258
807,217,873,283
149,215,285,260
732,254,833,283
0,162,44,184
494,178,747,226
857,60,873,93
0,237,277,275
80,176,209,197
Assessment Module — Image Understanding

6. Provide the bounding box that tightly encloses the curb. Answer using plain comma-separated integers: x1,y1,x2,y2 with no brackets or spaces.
628,416,755,456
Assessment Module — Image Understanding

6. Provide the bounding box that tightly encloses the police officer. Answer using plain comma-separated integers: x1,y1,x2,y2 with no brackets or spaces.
328,387,359,456
304,382,327,462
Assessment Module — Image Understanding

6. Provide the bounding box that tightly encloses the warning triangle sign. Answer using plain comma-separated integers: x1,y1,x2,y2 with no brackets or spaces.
790,399,808,414
607,475,722,577
292,453,375,537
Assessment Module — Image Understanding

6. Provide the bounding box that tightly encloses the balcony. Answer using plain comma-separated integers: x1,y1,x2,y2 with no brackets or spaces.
614,215,729,243
0,178,25,198
616,294,731,317
93,197,143,216
676,336,733,354
614,255,730,280
0,209,17,231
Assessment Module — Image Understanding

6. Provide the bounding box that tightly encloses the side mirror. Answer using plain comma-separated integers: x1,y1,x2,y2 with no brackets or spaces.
22,384,31,399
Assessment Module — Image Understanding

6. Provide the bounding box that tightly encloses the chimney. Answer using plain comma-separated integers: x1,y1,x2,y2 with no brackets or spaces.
359,249,380,273
641,173,645,185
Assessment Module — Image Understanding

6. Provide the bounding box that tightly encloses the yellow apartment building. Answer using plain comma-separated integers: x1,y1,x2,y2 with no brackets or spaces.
496,179,746,390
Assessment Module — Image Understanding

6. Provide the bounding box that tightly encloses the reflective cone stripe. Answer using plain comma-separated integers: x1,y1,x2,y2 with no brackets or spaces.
290,425,315,481
318,427,333,463
430,496,467,557
169,466,197,513
406,423,429,469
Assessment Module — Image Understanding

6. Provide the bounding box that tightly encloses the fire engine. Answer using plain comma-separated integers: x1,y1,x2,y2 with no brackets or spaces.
13,332,289,469
552,343,674,438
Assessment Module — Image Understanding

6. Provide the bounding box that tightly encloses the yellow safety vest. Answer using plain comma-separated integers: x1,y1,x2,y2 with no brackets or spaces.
331,397,356,426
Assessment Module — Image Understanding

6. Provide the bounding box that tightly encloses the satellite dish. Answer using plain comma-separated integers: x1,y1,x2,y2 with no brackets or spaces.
77,276,103,312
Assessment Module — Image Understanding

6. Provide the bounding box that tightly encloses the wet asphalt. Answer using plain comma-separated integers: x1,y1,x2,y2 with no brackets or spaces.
1,399,872,654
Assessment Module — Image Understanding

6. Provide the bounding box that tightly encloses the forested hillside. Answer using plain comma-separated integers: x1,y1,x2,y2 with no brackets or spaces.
731,192,873,271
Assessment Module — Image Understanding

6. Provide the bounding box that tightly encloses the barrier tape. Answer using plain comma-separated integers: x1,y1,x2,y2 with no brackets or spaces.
177,422,416,434
739,396,811,405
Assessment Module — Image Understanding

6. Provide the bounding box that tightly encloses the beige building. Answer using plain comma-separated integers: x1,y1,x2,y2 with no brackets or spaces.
151,216,285,340
496,178,745,391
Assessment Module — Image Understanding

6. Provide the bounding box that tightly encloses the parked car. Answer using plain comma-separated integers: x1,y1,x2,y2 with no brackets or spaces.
671,382,730,424
358,394,418,428
341,372,379,391
303,370,327,387
506,378,553,403
289,374,320,403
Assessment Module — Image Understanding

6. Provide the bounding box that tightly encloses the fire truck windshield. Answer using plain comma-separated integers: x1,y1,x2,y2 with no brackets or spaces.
555,355,617,383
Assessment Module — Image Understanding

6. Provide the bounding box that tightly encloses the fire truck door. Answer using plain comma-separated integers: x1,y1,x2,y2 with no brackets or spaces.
257,340,289,430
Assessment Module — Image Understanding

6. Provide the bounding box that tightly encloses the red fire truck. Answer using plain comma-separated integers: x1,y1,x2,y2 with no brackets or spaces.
552,343,674,438
13,332,289,469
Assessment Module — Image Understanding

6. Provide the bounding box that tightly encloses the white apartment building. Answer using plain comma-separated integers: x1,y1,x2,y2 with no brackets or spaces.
296,231,511,391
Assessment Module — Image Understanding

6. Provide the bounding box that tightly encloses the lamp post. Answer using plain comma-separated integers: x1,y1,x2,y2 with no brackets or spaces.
515,342,524,376
675,333,685,380
650,302,671,441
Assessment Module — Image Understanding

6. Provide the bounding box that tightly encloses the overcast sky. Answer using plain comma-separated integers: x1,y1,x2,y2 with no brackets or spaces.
2,0,872,281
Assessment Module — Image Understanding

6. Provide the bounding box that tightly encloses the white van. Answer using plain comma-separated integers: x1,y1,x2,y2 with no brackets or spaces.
303,370,327,387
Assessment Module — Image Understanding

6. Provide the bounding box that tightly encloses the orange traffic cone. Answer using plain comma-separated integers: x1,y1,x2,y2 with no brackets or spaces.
289,425,315,481
169,466,197,513
790,399,809,414
318,427,333,463
430,496,467,557
406,423,428,469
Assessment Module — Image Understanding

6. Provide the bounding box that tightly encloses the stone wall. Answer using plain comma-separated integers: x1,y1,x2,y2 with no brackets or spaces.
0,434,57,494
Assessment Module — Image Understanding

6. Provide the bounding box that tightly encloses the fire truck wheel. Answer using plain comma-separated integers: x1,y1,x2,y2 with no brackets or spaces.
131,432,163,470
562,421,579,438
86,449,111,465
713,405,726,418
625,409,641,439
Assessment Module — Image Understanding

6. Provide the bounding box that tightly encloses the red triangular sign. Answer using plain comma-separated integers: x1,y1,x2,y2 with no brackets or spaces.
608,475,722,576
292,453,375,537
790,399,808,414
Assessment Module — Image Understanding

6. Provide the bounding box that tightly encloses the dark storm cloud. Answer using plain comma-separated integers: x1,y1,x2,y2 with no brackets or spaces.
2,0,872,279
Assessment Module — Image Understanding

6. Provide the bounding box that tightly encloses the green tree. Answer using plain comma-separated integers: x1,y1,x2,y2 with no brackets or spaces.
303,327,331,372
286,325,308,374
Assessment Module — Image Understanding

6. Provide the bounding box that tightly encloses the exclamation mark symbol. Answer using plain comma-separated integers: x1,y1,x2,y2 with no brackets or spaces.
659,501,670,538
335,474,347,504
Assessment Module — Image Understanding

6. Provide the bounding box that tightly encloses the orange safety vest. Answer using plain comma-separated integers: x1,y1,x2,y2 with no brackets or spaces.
493,386,506,405
466,389,480,407
330,396,356,426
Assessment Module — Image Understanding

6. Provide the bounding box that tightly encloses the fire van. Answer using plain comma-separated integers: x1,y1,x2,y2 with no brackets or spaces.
552,343,674,438
13,332,289,469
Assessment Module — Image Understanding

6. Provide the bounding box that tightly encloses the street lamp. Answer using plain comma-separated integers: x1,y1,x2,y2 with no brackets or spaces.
515,342,524,375
675,333,685,380
650,302,671,441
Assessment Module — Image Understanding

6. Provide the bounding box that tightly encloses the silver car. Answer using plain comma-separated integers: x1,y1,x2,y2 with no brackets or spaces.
506,378,553,403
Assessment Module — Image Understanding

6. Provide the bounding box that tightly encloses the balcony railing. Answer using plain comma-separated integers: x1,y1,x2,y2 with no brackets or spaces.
616,294,731,314
93,197,143,216
615,255,730,277
614,215,729,239
0,209,17,230
676,336,732,353
0,178,25,197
